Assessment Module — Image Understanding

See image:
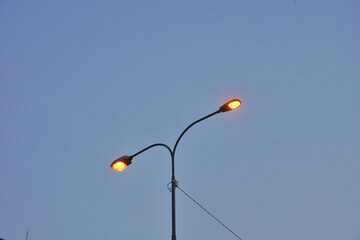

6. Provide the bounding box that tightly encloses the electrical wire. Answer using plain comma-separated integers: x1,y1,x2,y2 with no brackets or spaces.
167,182,172,192
176,185,243,240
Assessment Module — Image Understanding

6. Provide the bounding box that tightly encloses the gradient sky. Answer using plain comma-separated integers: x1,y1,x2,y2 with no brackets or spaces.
1,1,359,240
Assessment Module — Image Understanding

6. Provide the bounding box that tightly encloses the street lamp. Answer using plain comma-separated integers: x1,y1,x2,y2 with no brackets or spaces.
110,99,241,240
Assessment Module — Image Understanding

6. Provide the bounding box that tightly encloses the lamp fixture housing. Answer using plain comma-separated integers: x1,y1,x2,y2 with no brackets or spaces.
110,155,133,172
219,99,241,112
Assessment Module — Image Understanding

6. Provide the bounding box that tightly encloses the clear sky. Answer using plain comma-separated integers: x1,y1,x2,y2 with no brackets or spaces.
1,1,359,240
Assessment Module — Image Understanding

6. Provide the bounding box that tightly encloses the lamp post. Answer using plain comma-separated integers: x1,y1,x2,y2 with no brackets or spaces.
110,99,241,240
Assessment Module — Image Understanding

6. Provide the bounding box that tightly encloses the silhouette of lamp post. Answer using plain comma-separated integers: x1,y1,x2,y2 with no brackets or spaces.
110,99,241,240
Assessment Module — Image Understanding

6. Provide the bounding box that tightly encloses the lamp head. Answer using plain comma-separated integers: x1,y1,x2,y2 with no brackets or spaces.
219,99,241,112
110,155,133,172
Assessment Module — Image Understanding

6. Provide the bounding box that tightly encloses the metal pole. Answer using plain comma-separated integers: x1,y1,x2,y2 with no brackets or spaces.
170,110,219,240
171,152,176,240
127,110,221,240
171,176,176,240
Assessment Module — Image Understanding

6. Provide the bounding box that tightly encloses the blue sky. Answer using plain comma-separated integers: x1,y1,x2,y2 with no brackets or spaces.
1,1,359,239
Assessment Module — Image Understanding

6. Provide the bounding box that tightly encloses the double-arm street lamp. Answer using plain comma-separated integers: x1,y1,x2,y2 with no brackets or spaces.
110,99,241,240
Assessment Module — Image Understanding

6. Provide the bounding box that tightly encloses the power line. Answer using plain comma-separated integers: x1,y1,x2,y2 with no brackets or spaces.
176,185,243,240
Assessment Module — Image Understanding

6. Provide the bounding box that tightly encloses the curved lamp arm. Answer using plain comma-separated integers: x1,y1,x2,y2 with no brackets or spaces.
111,99,241,174
172,110,220,159
110,143,173,172
131,143,173,159
172,98,241,158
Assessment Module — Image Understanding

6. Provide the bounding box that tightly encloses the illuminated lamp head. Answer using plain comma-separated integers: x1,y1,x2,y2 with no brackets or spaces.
110,155,133,172
219,99,241,112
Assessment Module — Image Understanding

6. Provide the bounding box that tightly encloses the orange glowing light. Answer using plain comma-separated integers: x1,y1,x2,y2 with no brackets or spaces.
219,99,242,112
110,155,132,172
111,161,128,172
228,100,241,110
